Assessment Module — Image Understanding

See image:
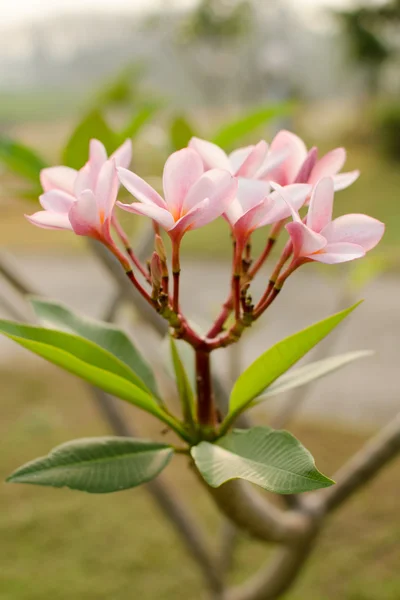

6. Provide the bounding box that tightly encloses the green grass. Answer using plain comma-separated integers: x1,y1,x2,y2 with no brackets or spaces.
1,364,399,600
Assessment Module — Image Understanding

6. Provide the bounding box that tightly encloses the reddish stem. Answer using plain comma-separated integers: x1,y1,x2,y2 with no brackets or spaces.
195,348,216,427
172,239,181,314
112,217,151,282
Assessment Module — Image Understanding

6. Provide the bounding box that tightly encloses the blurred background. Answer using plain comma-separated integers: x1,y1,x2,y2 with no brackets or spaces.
0,1,399,599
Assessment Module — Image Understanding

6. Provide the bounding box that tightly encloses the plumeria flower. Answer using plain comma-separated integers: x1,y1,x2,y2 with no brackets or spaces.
188,137,288,182
274,178,384,264
26,139,132,243
227,179,312,248
264,130,359,192
117,148,238,242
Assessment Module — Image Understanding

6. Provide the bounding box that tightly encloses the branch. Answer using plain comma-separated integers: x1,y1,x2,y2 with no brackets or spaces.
312,412,400,514
225,534,317,600
204,479,310,544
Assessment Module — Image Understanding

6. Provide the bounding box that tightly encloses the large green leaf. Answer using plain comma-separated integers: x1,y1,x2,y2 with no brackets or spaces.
169,337,195,426
170,115,197,151
0,320,184,435
255,350,373,402
212,101,294,149
192,427,333,494
120,103,162,141
62,111,118,168
223,302,361,430
30,297,159,398
0,137,47,183
7,437,174,493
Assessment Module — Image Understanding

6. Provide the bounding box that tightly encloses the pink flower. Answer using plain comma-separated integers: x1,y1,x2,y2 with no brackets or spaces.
26,139,132,242
117,148,238,241
275,178,384,264
265,130,359,191
226,179,311,246
188,137,287,181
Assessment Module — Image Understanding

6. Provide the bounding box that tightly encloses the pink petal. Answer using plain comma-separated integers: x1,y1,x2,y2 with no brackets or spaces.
170,198,211,238
25,211,73,231
309,243,365,264
234,141,268,178
117,201,175,231
235,178,271,213
294,147,318,183
182,169,237,215
228,146,253,173
117,167,166,208
74,163,93,195
254,146,290,179
286,222,327,258
40,166,78,194
189,137,232,172
333,170,360,191
233,199,274,240
163,148,204,217
266,183,311,223
306,177,334,233
266,130,308,185
320,214,385,251
69,190,100,237
89,139,108,179
269,182,302,223
308,148,346,185
95,160,119,225
110,139,132,169
225,198,244,226
39,190,76,214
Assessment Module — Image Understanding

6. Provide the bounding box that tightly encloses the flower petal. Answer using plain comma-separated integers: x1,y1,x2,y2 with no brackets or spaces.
294,147,318,183
308,148,346,185
25,211,73,231
189,137,232,172
309,243,365,264
228,146,253,173
235,178,271,213
39,190,76,214
320,214,385,251
170,198,211,238
69,190,100,237
182,168,237,215
332,170,360,191
233,199,274,241
234,140,268,178
266,130,308,185
110,139,132,169
117,201,175,231
163,148,204,217
117,167,166,208
89,139,108,178
266,183,311,223
306,177,334,233
254,146,290,179
40,166,78,194
74,163,93,196
286,221,327,257
95,159,119,224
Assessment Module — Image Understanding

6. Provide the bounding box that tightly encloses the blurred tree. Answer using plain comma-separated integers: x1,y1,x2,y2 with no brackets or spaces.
337,1,400,97
182,0,252,45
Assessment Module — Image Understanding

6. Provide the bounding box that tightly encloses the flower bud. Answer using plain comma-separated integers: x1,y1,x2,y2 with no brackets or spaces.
150,252,162,290
155,234,167,263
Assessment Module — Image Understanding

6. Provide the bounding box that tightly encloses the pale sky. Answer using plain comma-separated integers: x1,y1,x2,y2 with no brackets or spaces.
0,0,359,30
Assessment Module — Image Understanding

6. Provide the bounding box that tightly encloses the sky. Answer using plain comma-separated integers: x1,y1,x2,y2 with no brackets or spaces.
0,0,360,30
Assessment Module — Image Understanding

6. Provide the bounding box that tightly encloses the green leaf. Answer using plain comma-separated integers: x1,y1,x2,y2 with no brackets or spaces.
170,337,195,425
7,437,174,493
30,297,159,398
170,115,197,151
212,101,294,149
120,103,162,141
0,320,183,435
0,137,47,183
191,427,334,494
62,111,118,169
255,350,373,402
224,302,361,430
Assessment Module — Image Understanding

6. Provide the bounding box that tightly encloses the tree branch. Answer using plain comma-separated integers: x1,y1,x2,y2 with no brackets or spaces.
311,412,400,515
204,479,310,544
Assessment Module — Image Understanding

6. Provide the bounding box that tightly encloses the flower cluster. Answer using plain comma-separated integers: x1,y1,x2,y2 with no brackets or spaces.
27,130,384,350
